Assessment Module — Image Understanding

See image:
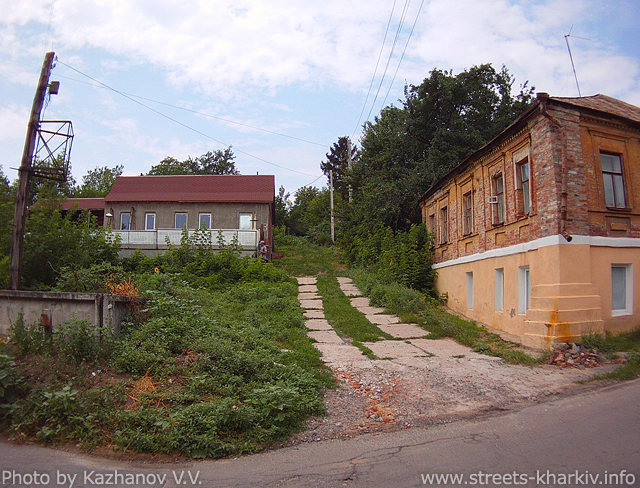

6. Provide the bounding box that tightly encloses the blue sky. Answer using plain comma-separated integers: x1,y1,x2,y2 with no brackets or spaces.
1,0,639,196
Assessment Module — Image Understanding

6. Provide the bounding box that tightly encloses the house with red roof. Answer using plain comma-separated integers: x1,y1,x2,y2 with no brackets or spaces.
419,93,640,348
66,174,275,256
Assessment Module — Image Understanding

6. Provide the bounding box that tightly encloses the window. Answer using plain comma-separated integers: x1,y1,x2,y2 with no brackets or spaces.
492,174,505,224
495,268,504,312
463,192,473,235
144,213,156,230
601,153,626,209
466,272,474,309
199,213,212,229
120,212,131,230
239,212,253,230
439,206,448,244
175,212,188,229
429,214,436,235
611,264,633,316
518,266,530,314
515,157,531,215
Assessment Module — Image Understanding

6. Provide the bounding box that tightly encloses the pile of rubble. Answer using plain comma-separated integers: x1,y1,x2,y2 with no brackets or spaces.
550,342,603,368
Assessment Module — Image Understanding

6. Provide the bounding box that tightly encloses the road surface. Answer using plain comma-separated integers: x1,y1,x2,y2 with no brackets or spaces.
1,379,639,487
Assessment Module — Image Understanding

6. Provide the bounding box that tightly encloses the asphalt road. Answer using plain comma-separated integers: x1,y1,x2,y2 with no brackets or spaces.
1,380,639,488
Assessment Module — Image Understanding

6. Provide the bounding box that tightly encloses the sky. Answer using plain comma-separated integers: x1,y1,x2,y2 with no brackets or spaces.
1,0,639,196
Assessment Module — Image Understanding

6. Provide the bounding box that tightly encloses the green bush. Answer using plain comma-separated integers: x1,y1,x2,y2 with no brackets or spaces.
55,262,130,293
341,223,436,294
0,354,24,417
9,315,49,356
53,319,112,364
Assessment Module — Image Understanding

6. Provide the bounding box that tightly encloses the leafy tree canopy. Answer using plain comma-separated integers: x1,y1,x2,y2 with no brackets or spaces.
320,136,358,200
74,164,123,197
349,63,534,231
148,148,239,175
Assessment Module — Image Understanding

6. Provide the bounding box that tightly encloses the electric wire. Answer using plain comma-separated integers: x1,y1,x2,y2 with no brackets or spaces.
54,74,328,147
55,59,322,177
350,0,397,138
361,0,411,131
379,0,425,109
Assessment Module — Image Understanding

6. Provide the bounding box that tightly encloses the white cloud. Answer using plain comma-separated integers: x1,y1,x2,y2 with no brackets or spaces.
0,104,29,142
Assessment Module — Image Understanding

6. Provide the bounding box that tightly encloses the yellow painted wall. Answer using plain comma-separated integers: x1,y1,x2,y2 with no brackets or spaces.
436,242,639,348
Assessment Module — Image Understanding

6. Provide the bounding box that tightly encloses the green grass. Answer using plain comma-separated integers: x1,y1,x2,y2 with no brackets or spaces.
349,267,539,365
317,274,392,354
1,254,333,458
581,330,640,380
273,235,341,276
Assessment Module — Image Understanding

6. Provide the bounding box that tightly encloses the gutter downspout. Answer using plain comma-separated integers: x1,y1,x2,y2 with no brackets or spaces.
538,93,572,243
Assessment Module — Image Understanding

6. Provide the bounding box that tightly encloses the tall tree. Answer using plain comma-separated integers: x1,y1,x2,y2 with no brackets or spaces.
320,136,357,200
274,185,290,228
348,64,534,232
75,164,123,197
148,148,239,175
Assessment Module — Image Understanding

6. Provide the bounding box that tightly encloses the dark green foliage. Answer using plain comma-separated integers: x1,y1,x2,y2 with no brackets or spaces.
0,353,24,419
320,136,357,200
3,234,331,457
55,262,130,293
287,186,336,244
148,148,238,175
73,164,123,197
19,203,120,289
342,223,436,293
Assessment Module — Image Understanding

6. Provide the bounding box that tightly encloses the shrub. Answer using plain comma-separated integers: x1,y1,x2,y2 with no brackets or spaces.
341,223,436,294
53,319,112,364
0,354,24,416
9,314,49,356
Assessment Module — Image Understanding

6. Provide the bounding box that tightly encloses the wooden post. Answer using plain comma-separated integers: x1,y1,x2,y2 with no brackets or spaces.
347,138,353,203
9,51,55,290
330,169,335,243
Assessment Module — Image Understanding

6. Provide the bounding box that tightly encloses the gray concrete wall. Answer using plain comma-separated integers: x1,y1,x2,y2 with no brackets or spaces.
105,202,271,236
0,290,133,336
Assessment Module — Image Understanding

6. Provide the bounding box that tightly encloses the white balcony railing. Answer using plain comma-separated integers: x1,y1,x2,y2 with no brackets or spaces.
108,228,259,250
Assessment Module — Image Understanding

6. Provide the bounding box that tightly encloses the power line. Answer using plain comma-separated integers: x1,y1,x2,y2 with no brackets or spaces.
362,0,411,129
351,0,397,137
54,73,328,147
55,59,322,178
379,0,425,109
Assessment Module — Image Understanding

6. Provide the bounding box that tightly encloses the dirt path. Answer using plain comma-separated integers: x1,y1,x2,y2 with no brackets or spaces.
292,276,615,444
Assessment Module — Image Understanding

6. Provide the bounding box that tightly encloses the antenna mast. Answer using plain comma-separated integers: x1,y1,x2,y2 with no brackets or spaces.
564,28,589,97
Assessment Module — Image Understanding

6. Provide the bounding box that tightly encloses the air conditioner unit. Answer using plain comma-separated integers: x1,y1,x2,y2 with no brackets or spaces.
487,196,499,204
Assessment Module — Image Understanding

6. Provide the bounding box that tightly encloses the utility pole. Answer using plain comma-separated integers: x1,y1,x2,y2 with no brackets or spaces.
347,138,353,204
329,169,335,243
9,51,55,290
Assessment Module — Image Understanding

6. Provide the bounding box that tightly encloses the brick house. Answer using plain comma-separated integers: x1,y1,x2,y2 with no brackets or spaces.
63,174,275,256
419,93,640,348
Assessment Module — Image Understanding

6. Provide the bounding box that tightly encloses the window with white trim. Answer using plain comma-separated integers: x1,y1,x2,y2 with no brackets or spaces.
239,213,253,230
601,153,627,209
144,213,156,230
199,213,212,229
120,212,131,230
466,272,474,310
495,268,504,312
518,266,530,314
175,212,188,229
611,264,633,316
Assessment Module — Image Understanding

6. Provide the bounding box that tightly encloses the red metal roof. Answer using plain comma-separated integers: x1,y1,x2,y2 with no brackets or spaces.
550,94,640,124
60,198,105,210
104,175,275,203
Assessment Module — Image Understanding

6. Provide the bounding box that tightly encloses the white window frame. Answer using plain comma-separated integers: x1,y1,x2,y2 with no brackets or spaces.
175,212,188,229
198,213,212,229
120,212,131,230
466,272,474,310
440,206,448,244
492,173,505,225
239,212,253,230
495,268,504,312
144,213,156,230
518,265,530,315
611,263,633,317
